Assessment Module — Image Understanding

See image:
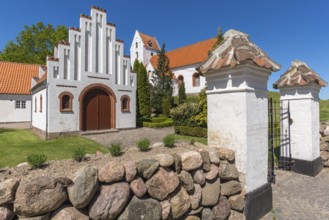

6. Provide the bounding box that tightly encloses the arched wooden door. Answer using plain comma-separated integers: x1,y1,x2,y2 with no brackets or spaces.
83,89,111,131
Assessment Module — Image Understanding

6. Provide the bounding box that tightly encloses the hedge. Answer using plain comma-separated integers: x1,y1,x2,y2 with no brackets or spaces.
174,126,207,138
138,117,174,128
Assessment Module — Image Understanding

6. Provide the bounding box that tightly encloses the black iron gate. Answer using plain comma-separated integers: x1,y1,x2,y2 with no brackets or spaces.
268,98,293,183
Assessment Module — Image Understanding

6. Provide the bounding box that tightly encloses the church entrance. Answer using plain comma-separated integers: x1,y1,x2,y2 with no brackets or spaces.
80,84,116,131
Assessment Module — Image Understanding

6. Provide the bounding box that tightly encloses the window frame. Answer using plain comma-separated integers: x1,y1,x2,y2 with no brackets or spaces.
15,101,21,109
39,95,43,112
120,95,131,113
58,91,74,112
192,72,200,87
34,97,37,112
21,101,26,109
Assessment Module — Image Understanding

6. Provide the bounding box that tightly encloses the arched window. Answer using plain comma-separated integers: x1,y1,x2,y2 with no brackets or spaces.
34,97,37,112
192,73,200,87
136,52,139,59
135,42,138,48
59,92,74,112
121,95,130,112
40,95,42,112
178,75,184,85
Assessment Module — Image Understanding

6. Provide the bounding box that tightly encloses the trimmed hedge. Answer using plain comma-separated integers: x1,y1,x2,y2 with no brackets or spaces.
138,117,174,128
174,126,207,138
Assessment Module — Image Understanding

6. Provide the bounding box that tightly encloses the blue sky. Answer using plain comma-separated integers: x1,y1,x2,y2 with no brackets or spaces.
1,0,328,99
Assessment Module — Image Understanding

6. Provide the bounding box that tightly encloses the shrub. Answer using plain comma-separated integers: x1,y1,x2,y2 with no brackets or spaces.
190,138,196,145
137,138,151,151
170,103,199,127
137,117,174,128
72,147,86,162
162,96,172,117
27,153,47,169
109,143,122,156
163,135,175,148
174,126,208,138
178,83,187,104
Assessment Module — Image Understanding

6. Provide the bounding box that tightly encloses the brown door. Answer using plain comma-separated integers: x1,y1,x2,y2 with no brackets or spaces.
83,89,111,131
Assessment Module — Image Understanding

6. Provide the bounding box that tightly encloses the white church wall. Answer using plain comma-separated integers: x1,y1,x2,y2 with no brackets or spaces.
0,95,31,123
130,31,144,66
31,89,47,131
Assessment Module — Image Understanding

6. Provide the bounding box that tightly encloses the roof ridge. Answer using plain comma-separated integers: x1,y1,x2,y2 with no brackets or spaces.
0,61,41,66
166,38,217,53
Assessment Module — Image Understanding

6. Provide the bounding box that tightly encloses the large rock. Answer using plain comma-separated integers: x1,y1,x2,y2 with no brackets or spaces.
205,164,219,181
179,171,194,193
170,187,191,219
0,178,19,205
212,196,231,220
124,161,137,182
67,165,98,208
51,204,89,220
209,151,220,165
171,153,182,173
320,151,329,161
320,141,329,151
136,159,159,179
229,210,246,220
185,216,200,220
181,151,203,171
130,177,147,198
218,161,239,180
190,184,202,210
201,178,221,206
198,150,211,172
0,204,15,220
98,161,125,183
221,181,242,197
193,169,205,185
14,177,71,217
218,148,235,162
89,182,130,220
324,127,329,136
146,167,179,200
154,154,174,167
118,196,162,220
160,200,170,220
228,193,245,212
201,208,215,220
18,213,51,220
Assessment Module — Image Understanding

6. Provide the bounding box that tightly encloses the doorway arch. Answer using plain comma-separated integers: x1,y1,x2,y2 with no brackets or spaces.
79,84,116,131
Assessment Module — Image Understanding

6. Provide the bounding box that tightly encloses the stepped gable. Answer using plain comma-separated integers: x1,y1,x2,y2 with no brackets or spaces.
273,60,327,89
197,29,281,75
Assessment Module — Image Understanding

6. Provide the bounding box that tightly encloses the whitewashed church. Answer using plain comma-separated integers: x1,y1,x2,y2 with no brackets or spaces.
31,6,136,139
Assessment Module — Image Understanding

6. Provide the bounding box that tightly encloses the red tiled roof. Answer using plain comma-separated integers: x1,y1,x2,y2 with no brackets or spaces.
150,38,217,69
139,32,160,51
0,61,40,95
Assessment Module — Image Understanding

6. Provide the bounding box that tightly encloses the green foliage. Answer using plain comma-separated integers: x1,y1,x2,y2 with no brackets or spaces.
134,59,141,117
27,153,47,169
174,126,208,138
170,102,199,126
320,100,329,122
190,138,196,145
138,63,151,118
170,134,207,145
0,22,68,64
190,87,208,128
72,147,86,162
109,143,122,157
208,27,224,55
137,138,151,151
150,43,173,113
133,59,140,72
137,117,174,128
162,135,175,148
178,83,187,104
162,96,172,117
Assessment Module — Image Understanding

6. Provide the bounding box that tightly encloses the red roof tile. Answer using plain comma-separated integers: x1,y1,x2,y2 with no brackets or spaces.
139,32,160,51
0,61,40,95
150,38,217,69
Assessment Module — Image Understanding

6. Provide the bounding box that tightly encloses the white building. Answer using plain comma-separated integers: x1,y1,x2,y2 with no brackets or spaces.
31,6,136,139
0,62,41,123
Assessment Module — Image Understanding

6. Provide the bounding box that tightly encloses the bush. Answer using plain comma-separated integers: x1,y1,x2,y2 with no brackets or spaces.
174,126,208,138
109,143,122,156
170,103,199,127
190,138,196,145
137,138,151,151
178,83,187,104
137,117,174,128
27,153,47,169
163,135,175,148
72,147,86,162
162,96,172,117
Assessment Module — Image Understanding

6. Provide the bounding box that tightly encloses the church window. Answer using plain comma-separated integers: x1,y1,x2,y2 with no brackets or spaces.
151,52,154,56
192,73,200,87
21,101,26,109
40,95,43,112
121,95,130,112
59,92,73,112
148,40,152,47
178,75,184,85
135,42,138,48
15,101,20,109
35,97,37,112
136,52,139,58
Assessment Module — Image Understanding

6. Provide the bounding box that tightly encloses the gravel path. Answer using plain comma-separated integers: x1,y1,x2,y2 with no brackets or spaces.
84,127,175,148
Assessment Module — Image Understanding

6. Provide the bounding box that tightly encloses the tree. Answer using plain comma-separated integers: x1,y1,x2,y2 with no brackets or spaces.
133,59,141,117
162,96,172,117
138,63,151,118
150,43,173,113
178,83,187,104
0,22,68,64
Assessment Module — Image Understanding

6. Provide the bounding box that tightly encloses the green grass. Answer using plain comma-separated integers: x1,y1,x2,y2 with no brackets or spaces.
320,100,329,122
0,128,108,168
173,94,199,105
169,134,207,145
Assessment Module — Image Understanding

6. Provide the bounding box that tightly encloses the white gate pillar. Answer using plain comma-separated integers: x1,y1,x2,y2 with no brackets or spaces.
198,29,281,220
274,60,327,176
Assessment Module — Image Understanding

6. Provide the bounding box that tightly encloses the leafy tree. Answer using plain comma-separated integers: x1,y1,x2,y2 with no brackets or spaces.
150,43,173,113
178,83,187,104
162,96,172,117
133,59,141,117
208,27,224,55
0,22,68,64
138,63,151,118
190,87,208,128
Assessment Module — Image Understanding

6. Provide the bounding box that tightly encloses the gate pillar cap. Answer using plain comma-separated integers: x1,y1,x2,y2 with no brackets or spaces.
197,29,281,75
274,60,327,89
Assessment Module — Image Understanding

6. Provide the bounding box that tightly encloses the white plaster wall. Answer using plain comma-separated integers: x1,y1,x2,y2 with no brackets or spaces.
0,95,31,123
206,64,271,193
280,85,321,161
31,89,47,131
130,31,144,66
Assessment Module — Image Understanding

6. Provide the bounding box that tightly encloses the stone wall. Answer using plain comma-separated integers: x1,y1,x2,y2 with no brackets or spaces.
320,122,329,167
0,148,245,220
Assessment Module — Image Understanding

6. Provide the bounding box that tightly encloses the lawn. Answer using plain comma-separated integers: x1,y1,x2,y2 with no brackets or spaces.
170,134,207,145
0,128,108,168
320,100,329,122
